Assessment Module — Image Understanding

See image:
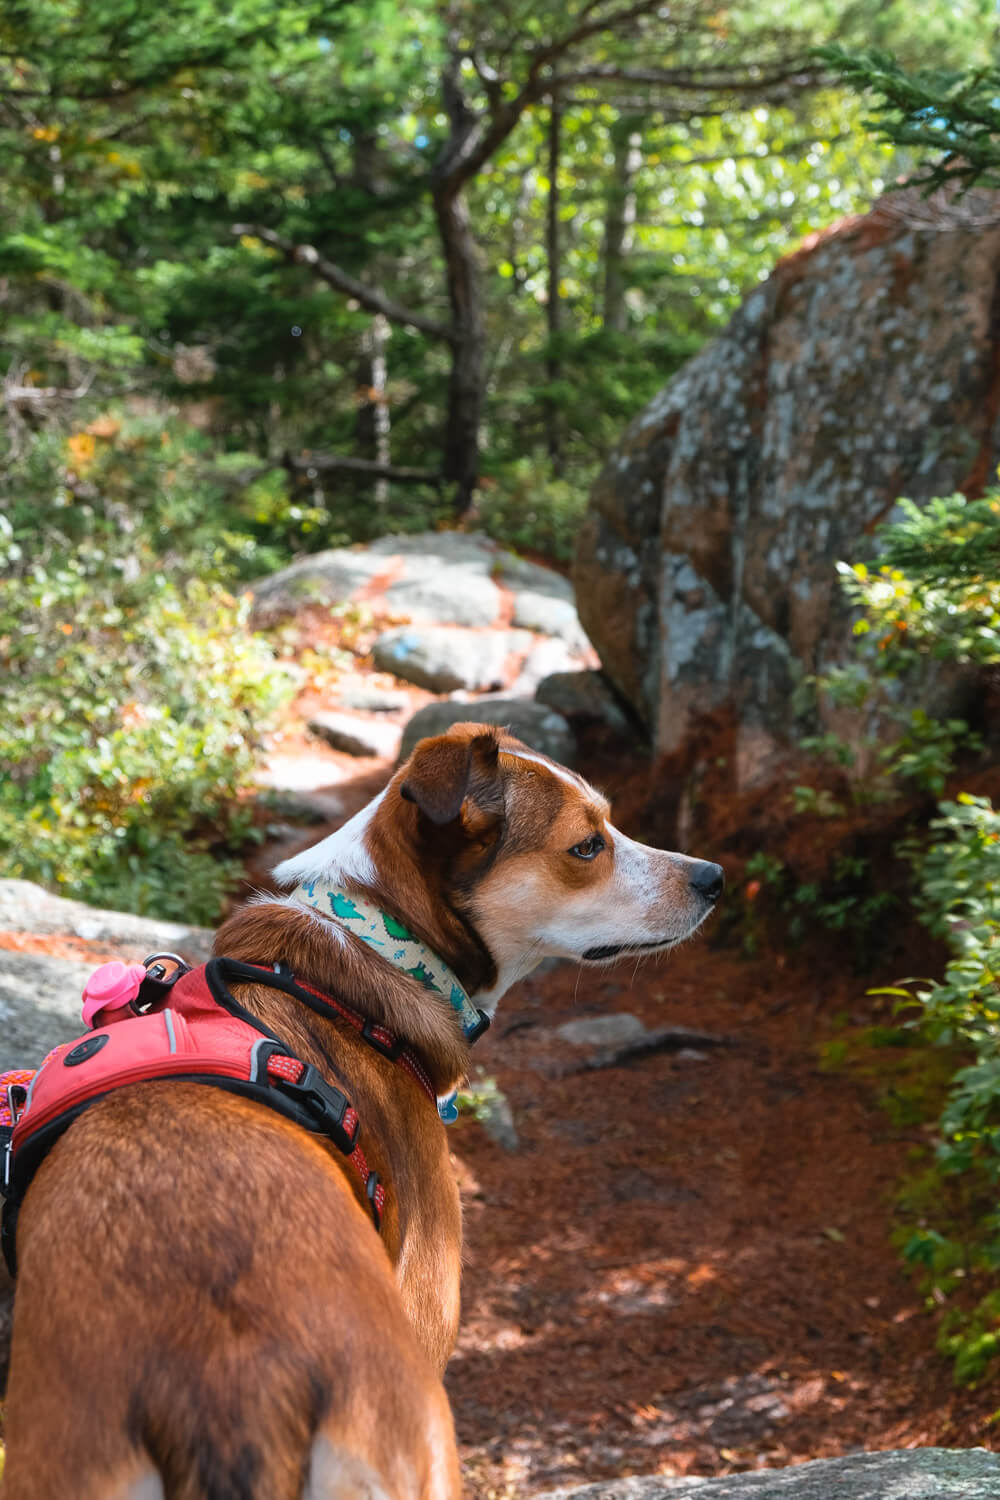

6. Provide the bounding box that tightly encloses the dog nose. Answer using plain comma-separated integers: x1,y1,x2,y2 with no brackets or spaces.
690,860,724,903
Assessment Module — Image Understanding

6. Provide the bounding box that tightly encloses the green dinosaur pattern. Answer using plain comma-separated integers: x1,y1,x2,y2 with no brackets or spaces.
382,912,414,941
405,962,442,994
329,892,362,921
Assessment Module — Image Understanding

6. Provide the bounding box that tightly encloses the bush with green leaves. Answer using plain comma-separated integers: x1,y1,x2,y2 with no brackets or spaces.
793,487,1000,1380
476,458,592,565
0,570,288,925
1,414,292,925
877,794,1000,1381
797,492,995,802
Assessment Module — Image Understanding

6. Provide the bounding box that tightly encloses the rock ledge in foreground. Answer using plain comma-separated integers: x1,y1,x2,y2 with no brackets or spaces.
534,1448,1000,1500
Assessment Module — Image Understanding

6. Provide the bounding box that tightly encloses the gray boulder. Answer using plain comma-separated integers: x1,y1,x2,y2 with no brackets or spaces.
512,589,591,651
0,951,95,1071
507,639,581,698
536,1448,1000,1499
251,531,507,628
0,880,213,962
574,189,1000,770
336,683,410,713
536,670,630,731
372,627,530,693
307,710,401,760
248,548,388,625
365,532,503,626
399,700,575,764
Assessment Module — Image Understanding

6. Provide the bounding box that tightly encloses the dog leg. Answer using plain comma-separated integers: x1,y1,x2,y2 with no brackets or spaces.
304,1439,391,1500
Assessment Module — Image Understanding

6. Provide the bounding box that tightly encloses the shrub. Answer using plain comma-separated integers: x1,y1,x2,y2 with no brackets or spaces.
475,458,592,564
0,572,288,925
1,415,291,925
806,486,1000,1381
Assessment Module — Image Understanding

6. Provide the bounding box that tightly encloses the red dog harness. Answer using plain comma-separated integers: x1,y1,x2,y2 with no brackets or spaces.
0,955,437,1277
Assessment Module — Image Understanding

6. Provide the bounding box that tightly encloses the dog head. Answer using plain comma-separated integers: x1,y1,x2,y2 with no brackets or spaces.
274,723,722,1012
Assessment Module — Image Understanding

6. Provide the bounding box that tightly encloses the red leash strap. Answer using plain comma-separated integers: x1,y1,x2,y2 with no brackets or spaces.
264,1053,387,1229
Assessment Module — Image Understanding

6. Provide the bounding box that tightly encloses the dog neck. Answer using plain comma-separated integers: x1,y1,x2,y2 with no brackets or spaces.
290,882,488,1042
213,897,473,1094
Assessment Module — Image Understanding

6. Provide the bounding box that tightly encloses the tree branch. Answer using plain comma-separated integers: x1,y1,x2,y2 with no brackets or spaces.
549,60,821,95
231,224,454,342
288,452,443,485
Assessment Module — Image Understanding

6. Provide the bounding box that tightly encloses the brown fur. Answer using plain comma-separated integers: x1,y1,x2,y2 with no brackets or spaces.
2,723,720,1498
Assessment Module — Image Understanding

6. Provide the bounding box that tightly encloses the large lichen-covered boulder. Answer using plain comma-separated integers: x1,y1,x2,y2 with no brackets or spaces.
535,1448,1000,1500
574,191,1000,773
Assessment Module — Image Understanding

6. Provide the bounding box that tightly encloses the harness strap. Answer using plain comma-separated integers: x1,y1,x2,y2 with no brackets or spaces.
264,1052,385,1228
205,957,438,1107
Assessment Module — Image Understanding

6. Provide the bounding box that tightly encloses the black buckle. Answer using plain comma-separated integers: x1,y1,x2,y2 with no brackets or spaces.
466,1009,491,1044
270,1062,359,1155
361,1018,404,1060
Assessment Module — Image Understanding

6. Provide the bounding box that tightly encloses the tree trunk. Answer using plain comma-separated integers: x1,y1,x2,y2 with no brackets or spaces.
603,116,644,332
355,312,391,506
545,94,563,474
433,183,485,517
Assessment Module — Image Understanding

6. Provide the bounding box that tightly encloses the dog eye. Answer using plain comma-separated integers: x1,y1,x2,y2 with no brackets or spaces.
569,834,606,860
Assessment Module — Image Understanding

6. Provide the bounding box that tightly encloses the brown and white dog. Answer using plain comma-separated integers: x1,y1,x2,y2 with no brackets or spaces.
1,723,722,1500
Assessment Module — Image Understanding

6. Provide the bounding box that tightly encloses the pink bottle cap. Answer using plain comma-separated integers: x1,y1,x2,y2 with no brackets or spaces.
82,961,147,1028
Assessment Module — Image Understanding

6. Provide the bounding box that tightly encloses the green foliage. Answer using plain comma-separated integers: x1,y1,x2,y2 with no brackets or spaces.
736,849,896,963
0,568,288,924
805,481,1000,1380
0,414,291,924
840,496,1000,667
821,46,1000,193
1,0,988,543
477,459,591,564
885,795,1000,1380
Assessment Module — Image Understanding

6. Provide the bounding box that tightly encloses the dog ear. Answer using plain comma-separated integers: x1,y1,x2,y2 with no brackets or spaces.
400,727,502,827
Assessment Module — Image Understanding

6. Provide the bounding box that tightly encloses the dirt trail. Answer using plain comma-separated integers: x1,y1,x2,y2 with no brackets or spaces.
445,942,999,1496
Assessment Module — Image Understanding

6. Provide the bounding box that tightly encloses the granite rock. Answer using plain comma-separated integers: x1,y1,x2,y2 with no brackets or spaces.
399,700,575,764
574,190,1000,771
372,626,530,693
307,710,401,759
535,1448,1000,1500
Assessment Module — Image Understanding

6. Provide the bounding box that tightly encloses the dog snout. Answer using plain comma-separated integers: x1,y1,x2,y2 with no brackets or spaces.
689,860,724,903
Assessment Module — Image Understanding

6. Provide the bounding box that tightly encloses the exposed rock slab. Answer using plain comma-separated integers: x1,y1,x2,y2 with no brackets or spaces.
0,880,213,962
574,190,1000,770
336,683,410,713
307,710,401,759
250,530,592,637
535,1448,1000,1499
372,627,530,693
512,590,591,651
0,951,96,1071
250,532,503,627
248,547,389,625
399,700,575,764
506,639,581,698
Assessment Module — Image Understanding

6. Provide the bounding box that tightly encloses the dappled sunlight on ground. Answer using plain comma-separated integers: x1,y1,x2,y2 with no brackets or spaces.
445,944,999,1496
